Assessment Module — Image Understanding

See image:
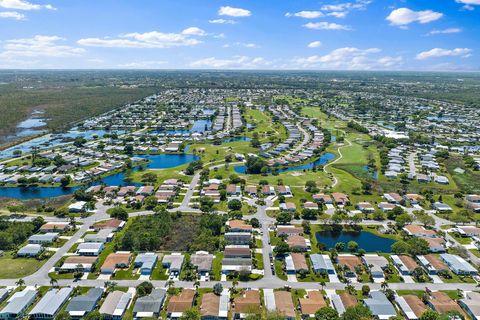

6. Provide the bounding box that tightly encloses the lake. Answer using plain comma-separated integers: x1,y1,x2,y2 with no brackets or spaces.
315,230,395,253
222,137,251,143
0,153,198,199
234,152,335,174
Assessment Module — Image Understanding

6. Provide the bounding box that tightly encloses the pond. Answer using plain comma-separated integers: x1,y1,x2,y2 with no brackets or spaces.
315,230,395,253
234,152,335,174
152,119,212,135
362,165,378,180
135,153,200,169
0,129,127,160
222,137,251,143
0,153,198,199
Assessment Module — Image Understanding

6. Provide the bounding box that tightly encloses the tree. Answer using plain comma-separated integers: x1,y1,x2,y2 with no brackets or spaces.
406,237,430,255
55,310,72,320
199,197,215,213
84,311,103,320
388,206,405,220
228,199,242,211
60,175,71,187
305,180,318,193
342,303,372,320
315,307,339,320
361,285,370,297
15,278,25,287
213,283,223,296
180,308,201,320
347,241,359,252
419,309,440,320
391,240,410,254
273,242,290,256
109,206,128,220
395,213,413,229
136,281,154,297
335,242,345,252
250,218,260,228
50,277,58,288
302,220,311,234
276,212,292,225
302,209,317,220
144,196,158,210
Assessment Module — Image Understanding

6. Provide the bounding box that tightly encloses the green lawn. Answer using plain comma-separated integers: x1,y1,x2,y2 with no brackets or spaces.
0,251,47,279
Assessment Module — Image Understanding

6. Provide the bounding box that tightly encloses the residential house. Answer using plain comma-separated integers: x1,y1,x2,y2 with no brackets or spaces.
364,291,396,320
279,202,296,212
417,255,449,275
100,252,132,274
332,192,349,206
299,291,327,318
133,289,166,319
29,287,73,320
233,290,261,319
59,256,98,272
403,225,437,238
28,233,58,245
167,289,196,319
391,255,419,275
286,235,309,251
440,253,478,275
93,219,125,231
76,242,104,256
362,255,389,278
99,291,132,320
225,232,251,245
65,288,103,319
427,291,464,316
459,291,480,320
310,254,335,274
395,295,427,320
422,237,446,253
276,225,303,237
190,251,214,275
331,293,357,316
40,222,69,233
17,244,44,257
134,253,158,275
0,289,37,320
227,220,252,233
337,254,362,278
200,292,229,320
162,253,185,275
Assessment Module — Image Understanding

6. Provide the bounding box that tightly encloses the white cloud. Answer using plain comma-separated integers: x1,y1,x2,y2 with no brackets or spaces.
327,11,347,18
118,60,167,68
224,42,259,48
209,18,237,24
0,0,55,10
320,0,371,18
182,27,207,36
308,41,322,48
218,6,251,17
303,22,351,30
0,35,85,59
0,10,24,19
456,0,480,5
78,31,203,49
416,48,472,60
285,11,323,19
427,28,462,35
386,8,443,27
291,47,402,70
190,56,269,69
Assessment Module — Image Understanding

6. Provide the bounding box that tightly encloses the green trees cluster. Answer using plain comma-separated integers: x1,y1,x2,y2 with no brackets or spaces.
391,237,430,255
0,217,43,250
245,156,267,174
121,212,172,251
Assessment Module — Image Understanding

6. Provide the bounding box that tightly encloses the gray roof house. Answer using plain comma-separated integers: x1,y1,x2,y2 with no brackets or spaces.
190,251,214,274
310,254,335,274
76,242,104,256
134,253,158,275
0,289,10,304
440,253,478,275
459,291,480,320
65,287,103,318
99,291,132,320
133,289,166,318
17,244,44,257
29,287,73,320
363,291,396,320
0,289,36,319
362,255,389,278
28,233,59,245
162,253,185,273
83,229,114,243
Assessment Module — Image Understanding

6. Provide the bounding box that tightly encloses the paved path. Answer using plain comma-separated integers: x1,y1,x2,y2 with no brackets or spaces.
323,131,351,188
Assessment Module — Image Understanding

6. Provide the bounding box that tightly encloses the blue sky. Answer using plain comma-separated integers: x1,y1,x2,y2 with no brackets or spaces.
0,0,479,70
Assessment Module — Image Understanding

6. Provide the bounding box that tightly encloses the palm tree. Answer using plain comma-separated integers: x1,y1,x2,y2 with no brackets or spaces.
194,280,200,290
166,279,175,289
319,281,326,291
381,281,389,291
50,277,58,288
15,278,25,287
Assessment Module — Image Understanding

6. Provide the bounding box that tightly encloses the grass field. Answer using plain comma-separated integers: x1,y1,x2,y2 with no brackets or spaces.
0,251,47,279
